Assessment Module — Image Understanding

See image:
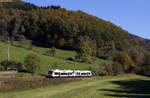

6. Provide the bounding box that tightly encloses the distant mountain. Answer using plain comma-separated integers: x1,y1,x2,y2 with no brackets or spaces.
128,34,150,51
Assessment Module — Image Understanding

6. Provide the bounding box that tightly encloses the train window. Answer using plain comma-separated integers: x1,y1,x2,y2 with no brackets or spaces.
81,73,87,75
54,72,59,75
69,73,73,75
48,71,53,74
61,73,68,75
77,73,80,75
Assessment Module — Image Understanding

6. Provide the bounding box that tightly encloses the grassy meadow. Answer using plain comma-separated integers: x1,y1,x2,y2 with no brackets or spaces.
1,74,150,98
0,42,106,74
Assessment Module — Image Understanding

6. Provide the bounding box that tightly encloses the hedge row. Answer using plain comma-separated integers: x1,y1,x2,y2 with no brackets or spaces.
0,78,80,92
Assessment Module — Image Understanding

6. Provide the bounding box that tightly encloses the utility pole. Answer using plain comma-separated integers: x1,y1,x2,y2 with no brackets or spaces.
7,37,10,61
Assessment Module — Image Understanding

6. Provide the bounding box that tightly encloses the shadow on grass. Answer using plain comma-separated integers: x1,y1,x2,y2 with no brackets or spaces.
99,79,150,98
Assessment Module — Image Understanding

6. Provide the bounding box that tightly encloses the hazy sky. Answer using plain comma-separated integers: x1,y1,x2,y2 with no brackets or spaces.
23,0,150,39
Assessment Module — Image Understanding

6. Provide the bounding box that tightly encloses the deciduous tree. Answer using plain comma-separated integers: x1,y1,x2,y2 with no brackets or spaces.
76,41,92,62
24,52,41,74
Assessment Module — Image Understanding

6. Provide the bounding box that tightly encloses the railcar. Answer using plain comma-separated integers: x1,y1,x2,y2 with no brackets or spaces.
47,69,92,78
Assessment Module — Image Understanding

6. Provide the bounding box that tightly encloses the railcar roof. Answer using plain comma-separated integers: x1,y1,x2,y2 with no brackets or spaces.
48,69,91,72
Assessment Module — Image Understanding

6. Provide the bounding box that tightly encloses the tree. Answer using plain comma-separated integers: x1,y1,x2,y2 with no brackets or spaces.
112,62,124,75
144,52,150,66
128,46,145,66
0,60,23,71
113,52,134,73
24,52,41,74
7,17,22,45
0,19,8,42
0,60,10,70
76,41,92,62
134,52,150,76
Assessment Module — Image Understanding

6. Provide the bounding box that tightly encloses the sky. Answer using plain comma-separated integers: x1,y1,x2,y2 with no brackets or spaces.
23,0,150,39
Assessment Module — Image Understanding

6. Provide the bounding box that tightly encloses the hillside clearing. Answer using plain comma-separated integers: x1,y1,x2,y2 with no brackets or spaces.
1,74,150,98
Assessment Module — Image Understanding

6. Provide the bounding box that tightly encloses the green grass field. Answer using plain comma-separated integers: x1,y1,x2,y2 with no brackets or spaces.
12,40,77,59
1,74,150,98
32,45,76,59
0,42,106,74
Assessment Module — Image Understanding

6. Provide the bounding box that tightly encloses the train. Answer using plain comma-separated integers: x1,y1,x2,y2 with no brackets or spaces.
47,69,92,78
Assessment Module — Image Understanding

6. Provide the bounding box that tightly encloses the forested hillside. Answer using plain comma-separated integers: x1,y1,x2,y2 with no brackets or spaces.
0,1,150,76
0,1,129,50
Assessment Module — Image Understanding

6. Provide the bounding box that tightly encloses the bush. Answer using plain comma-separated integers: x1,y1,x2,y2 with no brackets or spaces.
89,65,102,76
104,64,113,75
24,52,41,74
134,65,150,76
65,57,74,61
89,63,111,76
0,60,23,71
0,65,5,71
0,60,10,70
112,62,124,75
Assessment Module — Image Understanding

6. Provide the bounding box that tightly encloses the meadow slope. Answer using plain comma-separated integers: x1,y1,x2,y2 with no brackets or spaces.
1,74,150,98
0,42,89,74
0,42,106,74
